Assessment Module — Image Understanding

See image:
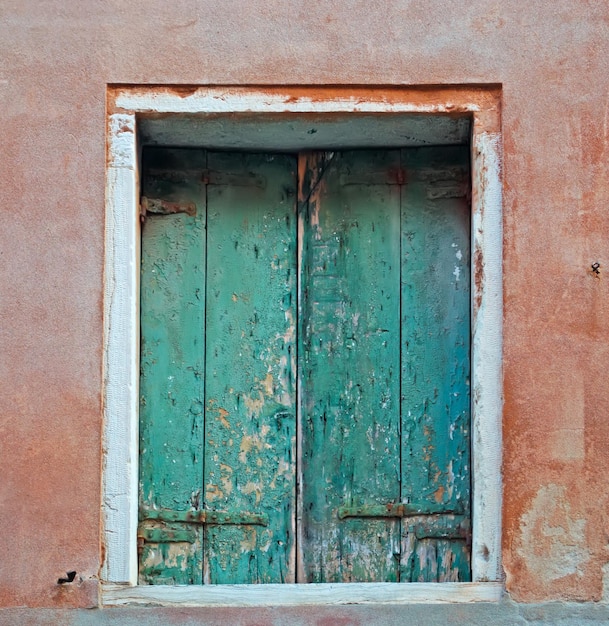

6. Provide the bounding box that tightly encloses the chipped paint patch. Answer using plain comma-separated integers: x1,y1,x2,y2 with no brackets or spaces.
518,484,590,582
218,407,230,429
206,483,224,502
261,373,274,397
114,86,493,116
241,481,263,506
243,392,265,419
238,427,272,464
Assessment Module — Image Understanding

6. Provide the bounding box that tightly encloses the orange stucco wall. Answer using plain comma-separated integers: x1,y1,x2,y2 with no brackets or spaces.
1,0,609,608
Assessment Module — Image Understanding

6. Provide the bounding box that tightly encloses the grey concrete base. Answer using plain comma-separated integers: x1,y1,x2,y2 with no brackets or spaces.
2,602,609,626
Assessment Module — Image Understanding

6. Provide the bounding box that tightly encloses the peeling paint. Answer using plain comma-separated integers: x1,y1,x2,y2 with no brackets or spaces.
518,484,590,583
113,86,497,117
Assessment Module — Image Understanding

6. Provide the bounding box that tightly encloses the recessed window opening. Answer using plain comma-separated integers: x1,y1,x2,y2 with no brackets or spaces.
103,86,503,604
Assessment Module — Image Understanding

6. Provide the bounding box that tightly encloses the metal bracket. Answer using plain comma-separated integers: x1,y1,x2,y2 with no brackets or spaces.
138,507,269,546
406,515,470,543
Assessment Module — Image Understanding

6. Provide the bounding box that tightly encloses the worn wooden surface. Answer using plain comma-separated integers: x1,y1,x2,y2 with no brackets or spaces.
139,149,207,584
400,147,471,581
299,151,402,582
138,147,471,584
203,153,297,583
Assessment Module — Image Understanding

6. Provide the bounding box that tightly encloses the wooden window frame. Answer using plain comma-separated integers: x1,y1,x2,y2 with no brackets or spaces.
102,85,503,606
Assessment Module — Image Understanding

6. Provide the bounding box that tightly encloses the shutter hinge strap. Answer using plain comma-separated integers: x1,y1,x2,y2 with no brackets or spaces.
338,503,470,543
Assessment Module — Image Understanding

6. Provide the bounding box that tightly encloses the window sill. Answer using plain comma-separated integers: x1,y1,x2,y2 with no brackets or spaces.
102,582,503,607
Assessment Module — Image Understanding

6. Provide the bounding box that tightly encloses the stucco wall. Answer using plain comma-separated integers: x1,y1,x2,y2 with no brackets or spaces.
1,0,609,609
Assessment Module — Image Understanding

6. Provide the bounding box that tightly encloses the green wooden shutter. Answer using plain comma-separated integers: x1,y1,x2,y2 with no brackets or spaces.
138,146,470,585
139,148,207,584
399,147,471,582
139,150,297,584
203,152,297,583
298,151,402,582
298,148,471,582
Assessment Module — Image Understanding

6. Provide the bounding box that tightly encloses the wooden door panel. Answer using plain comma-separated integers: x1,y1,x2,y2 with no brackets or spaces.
400,146,471,581
139,149,207,584
299,151,402,582
203,152,298,583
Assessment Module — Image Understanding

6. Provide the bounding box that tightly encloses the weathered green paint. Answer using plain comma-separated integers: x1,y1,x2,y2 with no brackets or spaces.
299,151,402,583
139,146,470,585
203,152,297,584
139,148,207,585
298,148,470,583
139,150,297,585
400,146,471,582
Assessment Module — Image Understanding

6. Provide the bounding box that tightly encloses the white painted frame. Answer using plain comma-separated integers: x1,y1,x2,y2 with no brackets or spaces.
103,86,503,606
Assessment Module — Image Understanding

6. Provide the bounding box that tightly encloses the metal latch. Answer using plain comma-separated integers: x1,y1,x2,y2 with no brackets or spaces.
406,515,471,544
138,526,197,545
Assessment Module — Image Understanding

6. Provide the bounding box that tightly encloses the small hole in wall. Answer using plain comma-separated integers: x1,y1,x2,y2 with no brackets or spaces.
57,570,77,584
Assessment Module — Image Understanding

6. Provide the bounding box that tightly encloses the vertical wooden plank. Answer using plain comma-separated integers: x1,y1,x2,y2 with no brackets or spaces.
299,151,402,582
400,146,471,582
139,149,207,584
204,152,297,583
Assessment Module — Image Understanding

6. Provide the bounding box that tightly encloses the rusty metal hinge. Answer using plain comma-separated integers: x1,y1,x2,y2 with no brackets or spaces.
338,502,470,544
140,196,197,222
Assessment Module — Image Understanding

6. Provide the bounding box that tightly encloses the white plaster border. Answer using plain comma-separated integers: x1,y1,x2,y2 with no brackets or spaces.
102,86,503,605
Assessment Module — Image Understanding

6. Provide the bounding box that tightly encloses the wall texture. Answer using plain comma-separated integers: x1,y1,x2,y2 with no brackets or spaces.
1,0,609,610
